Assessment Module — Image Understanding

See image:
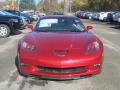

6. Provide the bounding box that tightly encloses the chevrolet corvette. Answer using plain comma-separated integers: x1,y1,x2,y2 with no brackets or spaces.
16,15,104,80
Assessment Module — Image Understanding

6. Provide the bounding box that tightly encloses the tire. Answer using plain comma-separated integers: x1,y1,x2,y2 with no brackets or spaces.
15,56,28,77
0,24,11,38
15,56,19,68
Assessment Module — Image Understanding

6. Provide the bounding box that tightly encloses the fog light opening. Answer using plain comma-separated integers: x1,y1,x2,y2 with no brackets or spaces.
94,64,101,68
20,63,29,67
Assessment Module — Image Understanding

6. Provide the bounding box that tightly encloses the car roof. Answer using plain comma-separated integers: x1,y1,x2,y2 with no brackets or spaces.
41,15,78,19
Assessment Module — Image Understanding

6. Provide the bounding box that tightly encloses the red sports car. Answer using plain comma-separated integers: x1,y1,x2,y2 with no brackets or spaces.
16,15,104,80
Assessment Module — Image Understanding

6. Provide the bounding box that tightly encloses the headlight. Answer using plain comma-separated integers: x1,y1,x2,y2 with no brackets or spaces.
12,19,19,23
22,41,37,52
86,41,100,54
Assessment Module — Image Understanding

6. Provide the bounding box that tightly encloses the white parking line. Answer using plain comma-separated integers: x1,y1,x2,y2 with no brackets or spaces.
99,31,119,35
95,34,120,53
108,31,119,35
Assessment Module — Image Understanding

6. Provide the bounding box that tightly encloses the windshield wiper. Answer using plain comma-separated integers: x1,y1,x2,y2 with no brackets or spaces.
47,30,71,32
36,29,86,32
36,29,49,32
70,29,84,32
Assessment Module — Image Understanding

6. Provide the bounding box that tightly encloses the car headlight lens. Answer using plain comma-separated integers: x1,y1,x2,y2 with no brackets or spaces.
12,19,19,23
86,41,100,54
22,41,37,52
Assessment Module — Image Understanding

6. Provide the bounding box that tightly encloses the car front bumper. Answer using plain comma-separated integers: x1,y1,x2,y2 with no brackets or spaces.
18,54,103,79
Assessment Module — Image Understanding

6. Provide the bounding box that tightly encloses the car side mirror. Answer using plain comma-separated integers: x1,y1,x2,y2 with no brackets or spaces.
87,25,93,31
27,24,34,31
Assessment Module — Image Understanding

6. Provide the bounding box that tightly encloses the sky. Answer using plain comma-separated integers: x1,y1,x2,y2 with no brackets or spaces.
0,0,41,4
34,0,62,4
0,0,62,4
34,0,41,5
58,0,62,3
0,0,5,2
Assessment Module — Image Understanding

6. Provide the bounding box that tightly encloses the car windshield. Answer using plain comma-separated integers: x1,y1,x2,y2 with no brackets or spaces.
36,17,86,32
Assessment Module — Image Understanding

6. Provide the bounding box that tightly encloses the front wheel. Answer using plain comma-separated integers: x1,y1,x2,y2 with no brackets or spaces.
0,24,11,38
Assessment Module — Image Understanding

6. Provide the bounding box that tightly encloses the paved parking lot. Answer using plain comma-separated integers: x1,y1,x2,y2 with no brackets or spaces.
0,19,120,90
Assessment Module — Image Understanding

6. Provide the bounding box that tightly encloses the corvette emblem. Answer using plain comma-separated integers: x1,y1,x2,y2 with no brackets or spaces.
54,50,69,53
54,50,69,57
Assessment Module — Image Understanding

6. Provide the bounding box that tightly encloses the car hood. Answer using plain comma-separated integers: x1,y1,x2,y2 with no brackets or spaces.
25,32,98,61
0,14,20,19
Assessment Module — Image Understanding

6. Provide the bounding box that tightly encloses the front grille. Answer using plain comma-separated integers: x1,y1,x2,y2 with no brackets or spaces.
37,66,86,73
